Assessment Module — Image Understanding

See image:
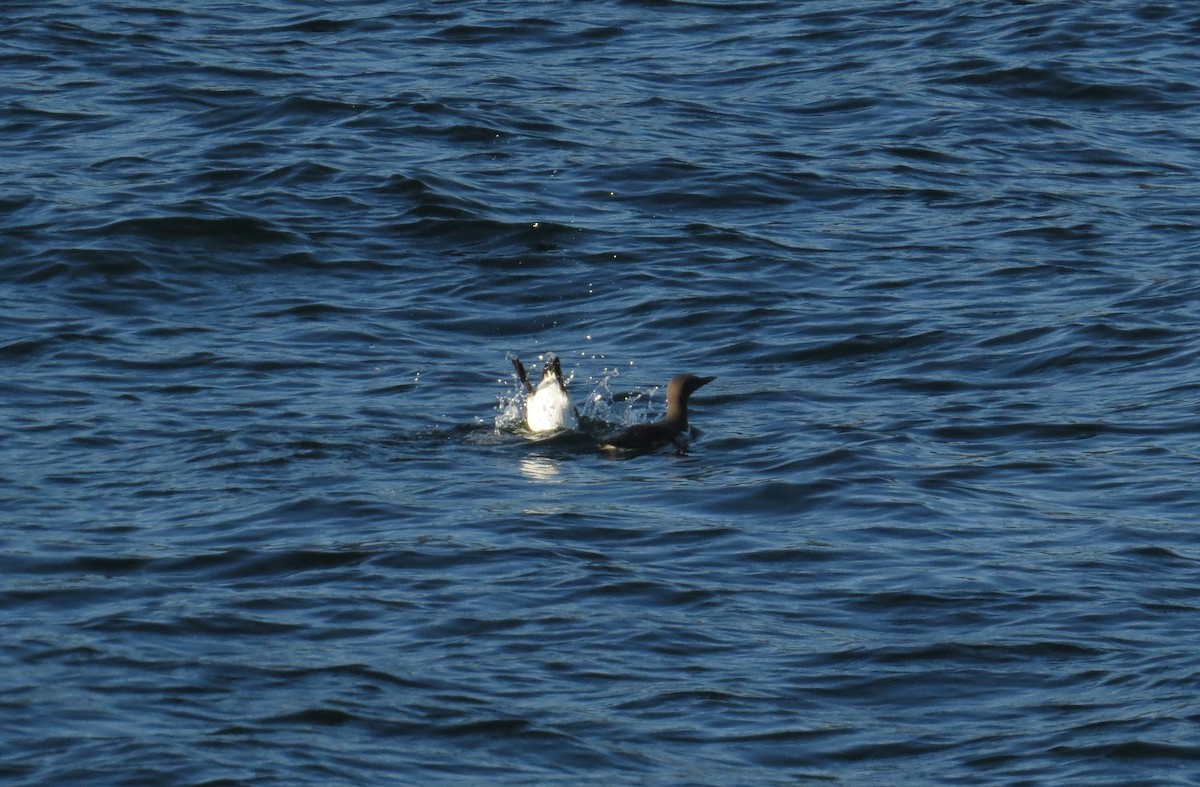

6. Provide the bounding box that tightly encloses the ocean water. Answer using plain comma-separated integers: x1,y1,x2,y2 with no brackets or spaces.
3,1,1200,783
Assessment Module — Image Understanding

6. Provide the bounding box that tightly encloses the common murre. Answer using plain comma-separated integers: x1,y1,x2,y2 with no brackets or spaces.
511,353,580,433
600,374,715,452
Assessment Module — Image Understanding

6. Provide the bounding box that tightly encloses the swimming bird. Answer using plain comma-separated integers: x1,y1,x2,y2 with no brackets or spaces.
511,353,580,433
601,374,715,452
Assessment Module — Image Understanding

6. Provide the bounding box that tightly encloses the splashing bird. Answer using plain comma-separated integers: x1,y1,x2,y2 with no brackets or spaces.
511,353,580,433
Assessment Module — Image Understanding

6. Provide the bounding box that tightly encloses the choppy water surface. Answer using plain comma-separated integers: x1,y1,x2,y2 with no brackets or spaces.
4,1,1200,783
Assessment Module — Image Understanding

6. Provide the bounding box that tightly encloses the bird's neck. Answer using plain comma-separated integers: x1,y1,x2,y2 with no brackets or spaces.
665,399,688,429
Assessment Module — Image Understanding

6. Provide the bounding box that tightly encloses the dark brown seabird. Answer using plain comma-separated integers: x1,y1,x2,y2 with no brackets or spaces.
601,374,716,452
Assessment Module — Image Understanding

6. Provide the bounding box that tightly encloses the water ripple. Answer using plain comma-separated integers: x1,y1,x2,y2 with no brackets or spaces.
3,0,1200,783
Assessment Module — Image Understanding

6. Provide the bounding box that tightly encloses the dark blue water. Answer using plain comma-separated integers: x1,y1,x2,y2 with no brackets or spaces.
4,1,1200,783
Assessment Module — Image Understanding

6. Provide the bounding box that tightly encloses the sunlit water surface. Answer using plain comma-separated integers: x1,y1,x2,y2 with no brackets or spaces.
3,2,1200,783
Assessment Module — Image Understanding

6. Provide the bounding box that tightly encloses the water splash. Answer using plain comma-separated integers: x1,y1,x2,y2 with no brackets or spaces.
494,360,527,433
495,353,677,438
